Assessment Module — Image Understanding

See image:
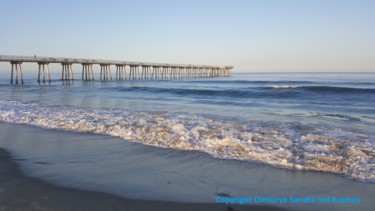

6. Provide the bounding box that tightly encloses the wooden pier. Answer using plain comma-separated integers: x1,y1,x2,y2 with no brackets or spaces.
0,55,233,84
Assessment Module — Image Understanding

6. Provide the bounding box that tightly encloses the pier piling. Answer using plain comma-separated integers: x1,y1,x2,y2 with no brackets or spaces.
81,63,94,81
62,63,74,81
10,61,24,84
37,62,50,83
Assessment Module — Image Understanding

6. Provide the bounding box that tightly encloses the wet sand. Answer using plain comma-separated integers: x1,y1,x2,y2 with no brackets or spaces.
0,123,374,211
0,148,286,211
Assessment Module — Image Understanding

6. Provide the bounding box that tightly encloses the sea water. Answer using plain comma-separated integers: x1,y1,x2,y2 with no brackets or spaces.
0,72,374,183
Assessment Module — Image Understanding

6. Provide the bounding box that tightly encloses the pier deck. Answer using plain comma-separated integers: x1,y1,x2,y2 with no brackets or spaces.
0,55,233,84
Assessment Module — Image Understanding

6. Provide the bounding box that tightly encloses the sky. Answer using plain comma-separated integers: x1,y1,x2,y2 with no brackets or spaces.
0,0,374,72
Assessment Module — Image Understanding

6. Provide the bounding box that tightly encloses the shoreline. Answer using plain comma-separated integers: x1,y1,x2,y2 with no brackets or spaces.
0,147,287,211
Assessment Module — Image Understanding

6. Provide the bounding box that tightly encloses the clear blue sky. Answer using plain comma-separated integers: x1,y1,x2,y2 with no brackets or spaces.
1,0,374,72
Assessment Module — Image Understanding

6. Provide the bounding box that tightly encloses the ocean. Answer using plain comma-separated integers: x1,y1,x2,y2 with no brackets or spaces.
0,72,374,183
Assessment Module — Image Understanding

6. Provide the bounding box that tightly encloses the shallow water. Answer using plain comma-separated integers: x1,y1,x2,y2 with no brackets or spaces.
0,72,374,183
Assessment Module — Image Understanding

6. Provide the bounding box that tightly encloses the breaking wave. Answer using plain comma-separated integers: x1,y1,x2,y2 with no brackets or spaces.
0,100,374,183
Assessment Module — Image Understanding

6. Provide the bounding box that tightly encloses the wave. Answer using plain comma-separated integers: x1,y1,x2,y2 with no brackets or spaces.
185,80,315,85
300,86,375,93
113,86,249,98
265,85,375,92
268,85,299,89
176,80,375,87
110,85,375,98
0,100,374,183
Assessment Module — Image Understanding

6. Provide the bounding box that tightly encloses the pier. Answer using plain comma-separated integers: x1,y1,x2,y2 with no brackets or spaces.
0,55,233,84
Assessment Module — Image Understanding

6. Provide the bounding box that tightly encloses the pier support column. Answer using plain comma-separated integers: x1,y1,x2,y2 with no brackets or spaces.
108,65,112,80
147,67,154,79
189,67,193,78
90,64,94,80
100,64,111,81
123,65,127,79
129,65,134,80
157,66,162,79
152,66,156,79
129,65,139,80
226,68,231,76
168,67,172,79
10,61,23,84
152,66,161,79
183,67,187,79
135,65,139,80
165,67,170,79
148,66,152,79
62,63,74,81
82,63,94,81
116,65,120,79
177,67,181,79
170,67,175,79
38,62,51,83
135,66,140,79
161,67,168,79
184,67,191,79
141,66,151,79
142,66,146,79
100,64,105,80
151,66,156,79
116,65,126,80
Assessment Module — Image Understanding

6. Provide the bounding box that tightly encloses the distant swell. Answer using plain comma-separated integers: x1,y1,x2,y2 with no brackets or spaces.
113,87,250,98
300,86,375,93
110,85,375,98
0,100,374,183
184,80,314,85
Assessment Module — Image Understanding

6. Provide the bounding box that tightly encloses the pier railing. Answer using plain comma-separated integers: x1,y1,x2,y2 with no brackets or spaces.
0,55,233,84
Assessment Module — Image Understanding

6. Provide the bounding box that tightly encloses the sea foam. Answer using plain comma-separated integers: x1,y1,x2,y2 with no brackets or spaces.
0,100,374,183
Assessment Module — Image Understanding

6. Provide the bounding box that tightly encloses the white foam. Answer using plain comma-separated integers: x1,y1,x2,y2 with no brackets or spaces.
269,85,298,89
0,100,374,183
